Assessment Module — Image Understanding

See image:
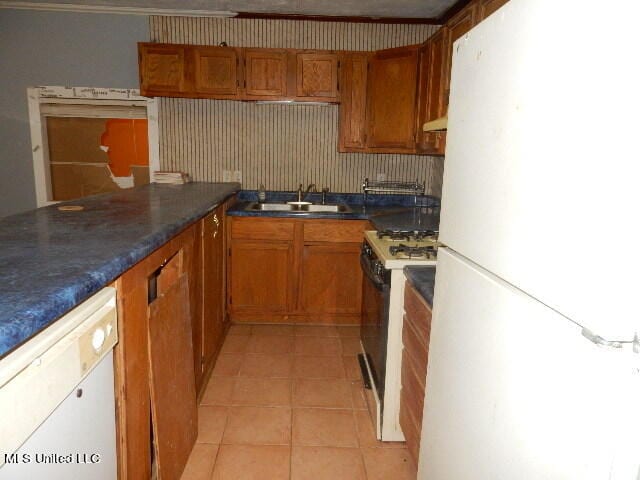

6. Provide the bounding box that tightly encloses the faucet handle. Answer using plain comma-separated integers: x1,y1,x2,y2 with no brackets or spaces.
322,186,330,193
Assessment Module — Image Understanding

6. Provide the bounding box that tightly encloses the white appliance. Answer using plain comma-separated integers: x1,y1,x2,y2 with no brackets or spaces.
0,288,118,479
360,230,438,441
418,0,640,479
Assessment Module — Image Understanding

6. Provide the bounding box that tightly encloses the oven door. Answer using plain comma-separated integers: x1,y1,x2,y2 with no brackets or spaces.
360,253,390,401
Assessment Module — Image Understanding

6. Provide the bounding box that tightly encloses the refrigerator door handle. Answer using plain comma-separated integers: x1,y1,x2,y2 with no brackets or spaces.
581,328,639,352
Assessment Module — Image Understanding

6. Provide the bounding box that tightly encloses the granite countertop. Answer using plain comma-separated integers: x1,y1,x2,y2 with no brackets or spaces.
227,190,440,229
0,182,239,358
404,266,437,307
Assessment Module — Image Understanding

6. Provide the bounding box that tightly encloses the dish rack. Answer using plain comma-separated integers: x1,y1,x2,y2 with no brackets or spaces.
362,178,425,203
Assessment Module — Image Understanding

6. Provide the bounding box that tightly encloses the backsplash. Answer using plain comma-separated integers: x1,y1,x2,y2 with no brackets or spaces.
150,17,444,196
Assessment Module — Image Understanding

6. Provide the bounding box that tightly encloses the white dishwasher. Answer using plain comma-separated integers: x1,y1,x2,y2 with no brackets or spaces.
0,287,118,479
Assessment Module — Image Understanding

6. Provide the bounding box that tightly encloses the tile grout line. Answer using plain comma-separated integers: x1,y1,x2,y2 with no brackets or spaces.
289,376,294,480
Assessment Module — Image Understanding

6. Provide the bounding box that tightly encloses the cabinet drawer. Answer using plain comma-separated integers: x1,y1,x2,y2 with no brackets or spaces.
402,315,428,387
399,389,421,466
231,217,294,240
403,282,432,346
303,220,366,243
401,348,426,423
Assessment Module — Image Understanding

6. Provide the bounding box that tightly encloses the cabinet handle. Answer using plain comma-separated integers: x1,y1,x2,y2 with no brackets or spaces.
212,214,220,238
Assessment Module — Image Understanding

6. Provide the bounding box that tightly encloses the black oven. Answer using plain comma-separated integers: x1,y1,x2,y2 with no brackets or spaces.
359,241,391,403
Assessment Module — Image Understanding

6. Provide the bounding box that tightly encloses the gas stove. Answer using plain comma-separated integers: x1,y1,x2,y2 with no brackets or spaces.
364,230,440,269
376,229,438,242
359,228,439,442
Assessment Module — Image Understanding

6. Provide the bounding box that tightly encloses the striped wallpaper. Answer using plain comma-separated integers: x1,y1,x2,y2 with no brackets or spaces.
150,17,445,196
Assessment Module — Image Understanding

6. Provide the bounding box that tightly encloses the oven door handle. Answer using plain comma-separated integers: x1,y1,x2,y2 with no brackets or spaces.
360,254,387,291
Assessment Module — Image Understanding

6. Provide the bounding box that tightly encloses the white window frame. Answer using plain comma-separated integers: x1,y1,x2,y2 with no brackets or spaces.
27,86,160,207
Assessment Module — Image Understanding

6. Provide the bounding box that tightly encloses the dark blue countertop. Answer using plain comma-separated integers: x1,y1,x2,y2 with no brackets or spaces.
227,190,440,228
404,266,437,307
0,182,239,358
369,208,440,232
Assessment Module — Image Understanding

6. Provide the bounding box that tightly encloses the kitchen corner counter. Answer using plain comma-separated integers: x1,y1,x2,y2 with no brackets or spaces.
0,182,239,358
404,266,437,307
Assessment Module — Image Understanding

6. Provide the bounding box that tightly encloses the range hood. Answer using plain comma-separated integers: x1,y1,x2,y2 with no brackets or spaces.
422,115,448,132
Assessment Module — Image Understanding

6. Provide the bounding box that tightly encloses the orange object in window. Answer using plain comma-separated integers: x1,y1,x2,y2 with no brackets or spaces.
100,119,149,177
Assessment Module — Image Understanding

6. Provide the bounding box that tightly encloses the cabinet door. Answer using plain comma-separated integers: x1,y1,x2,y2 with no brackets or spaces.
229,240,293,313
202,208,224,372
295,52,339,100
478,0,509,20
366,45,420,152
244,49,288,98
193,46,239,97
416,30,448,155
338,53,369,152
443,3,478,110
179,226,203,392
300,243,362,315
138,43,188,96
148,275,197,480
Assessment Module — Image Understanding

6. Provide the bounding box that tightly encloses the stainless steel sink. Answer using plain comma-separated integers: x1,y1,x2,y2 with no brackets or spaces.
248,202,295,211
244,202,351,213
304,204,350,212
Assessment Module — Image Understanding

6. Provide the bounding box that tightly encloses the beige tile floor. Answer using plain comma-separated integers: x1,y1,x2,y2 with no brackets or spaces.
180,324,417,480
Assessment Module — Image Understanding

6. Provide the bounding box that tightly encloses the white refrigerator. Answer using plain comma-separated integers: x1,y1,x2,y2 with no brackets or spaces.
418,0,640,479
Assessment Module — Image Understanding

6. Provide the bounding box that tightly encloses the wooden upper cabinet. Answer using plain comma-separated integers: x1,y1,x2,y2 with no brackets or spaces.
193,46,239,97
478,0,509,20
295,52,340,101
366,45,420,152
443,3,478,109
139,43,188,96
243,49,288,98
416,29,448,155
338,53,369,152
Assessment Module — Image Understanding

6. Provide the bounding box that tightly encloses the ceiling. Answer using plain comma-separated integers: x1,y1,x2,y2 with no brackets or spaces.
3,0,460,19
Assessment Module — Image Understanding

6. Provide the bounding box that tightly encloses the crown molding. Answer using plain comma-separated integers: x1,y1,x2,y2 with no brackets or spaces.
0,1,237,17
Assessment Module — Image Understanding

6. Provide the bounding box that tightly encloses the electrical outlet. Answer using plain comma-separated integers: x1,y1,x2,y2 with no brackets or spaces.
232,170,242,183
376,173,387,182
222,170,232,182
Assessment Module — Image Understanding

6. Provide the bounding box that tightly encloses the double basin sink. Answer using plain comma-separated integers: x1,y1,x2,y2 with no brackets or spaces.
244,201,352,214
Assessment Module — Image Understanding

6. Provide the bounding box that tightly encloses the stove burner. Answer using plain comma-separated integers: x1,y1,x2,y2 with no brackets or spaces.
389,243,437,259
377,229,438,241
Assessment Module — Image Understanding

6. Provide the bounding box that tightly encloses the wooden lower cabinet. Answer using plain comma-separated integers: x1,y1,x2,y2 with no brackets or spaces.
300,243,362,315
229,240,294,314
399,281,433,466
113,200,232,480
200,205,227,382
114,226,197,480
228,216,368,324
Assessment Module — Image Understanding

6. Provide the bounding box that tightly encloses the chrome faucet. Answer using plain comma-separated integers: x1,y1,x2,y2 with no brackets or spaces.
321,187,330,205
297,183,317,202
